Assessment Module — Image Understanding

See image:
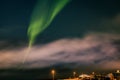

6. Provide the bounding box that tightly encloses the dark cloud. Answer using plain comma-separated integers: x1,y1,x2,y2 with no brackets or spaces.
0,0,120,43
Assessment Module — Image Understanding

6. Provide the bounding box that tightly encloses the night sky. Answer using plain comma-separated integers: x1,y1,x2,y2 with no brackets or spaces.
0,0,120,79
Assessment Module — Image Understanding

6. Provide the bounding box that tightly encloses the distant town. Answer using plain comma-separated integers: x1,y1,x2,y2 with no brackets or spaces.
56,70,120,80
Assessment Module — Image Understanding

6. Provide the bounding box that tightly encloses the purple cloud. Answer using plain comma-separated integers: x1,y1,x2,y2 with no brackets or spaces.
0,33,119,70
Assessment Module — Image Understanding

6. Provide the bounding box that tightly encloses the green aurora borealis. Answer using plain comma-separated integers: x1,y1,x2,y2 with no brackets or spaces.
28,0,70,47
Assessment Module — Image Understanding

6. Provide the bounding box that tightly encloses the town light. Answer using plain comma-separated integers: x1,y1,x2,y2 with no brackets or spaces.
73,71,76,78
51,69,55,80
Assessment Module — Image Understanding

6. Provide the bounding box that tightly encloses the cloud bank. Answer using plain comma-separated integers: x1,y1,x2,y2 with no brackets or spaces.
0,33,120,70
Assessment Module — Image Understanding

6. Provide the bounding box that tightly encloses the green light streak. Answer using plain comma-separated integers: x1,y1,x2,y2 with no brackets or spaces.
28,0,70,47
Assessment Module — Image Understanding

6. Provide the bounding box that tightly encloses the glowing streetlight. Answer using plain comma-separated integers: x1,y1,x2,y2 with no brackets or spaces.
92,72,95,75
73,71,76,78
51,69,55,80
117,70,120,73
